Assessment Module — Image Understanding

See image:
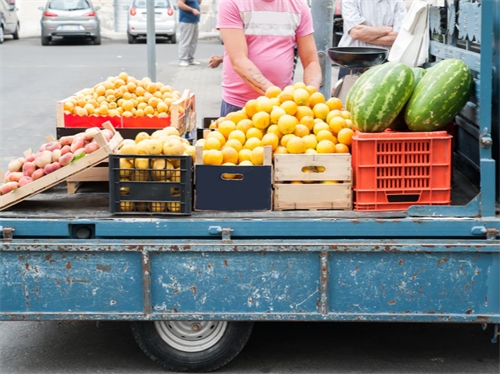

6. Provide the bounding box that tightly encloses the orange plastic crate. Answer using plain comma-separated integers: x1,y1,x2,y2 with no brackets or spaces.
352,131,452,211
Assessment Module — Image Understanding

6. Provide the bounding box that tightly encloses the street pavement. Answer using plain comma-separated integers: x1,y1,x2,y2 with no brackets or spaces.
0,37,499,374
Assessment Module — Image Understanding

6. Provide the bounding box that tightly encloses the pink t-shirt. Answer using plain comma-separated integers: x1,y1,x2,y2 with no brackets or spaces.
217,0,314,108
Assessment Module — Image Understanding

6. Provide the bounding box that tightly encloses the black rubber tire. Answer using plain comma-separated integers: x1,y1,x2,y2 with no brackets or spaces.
0,26,4,44
93,35,101,45
41,35,50,46
13,23,19,40
131,321,254,373
127,32,136,44
170,34,176,44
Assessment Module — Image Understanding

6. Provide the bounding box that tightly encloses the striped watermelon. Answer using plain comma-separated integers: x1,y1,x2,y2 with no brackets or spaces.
345,64,386,112
389,67,427,130
405,59,473,131
346,62,415,132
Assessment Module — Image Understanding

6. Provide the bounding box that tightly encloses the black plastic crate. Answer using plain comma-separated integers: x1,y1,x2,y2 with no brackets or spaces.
195,165,272,211
109,154,192,215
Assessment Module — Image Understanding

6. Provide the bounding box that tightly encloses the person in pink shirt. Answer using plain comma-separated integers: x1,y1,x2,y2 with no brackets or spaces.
216,0,322,116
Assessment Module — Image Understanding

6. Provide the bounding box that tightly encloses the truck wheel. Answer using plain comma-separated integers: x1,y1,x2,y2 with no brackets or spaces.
131,320,253,373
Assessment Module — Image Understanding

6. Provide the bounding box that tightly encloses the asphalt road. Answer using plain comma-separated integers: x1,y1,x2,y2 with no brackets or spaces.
0,37,499,374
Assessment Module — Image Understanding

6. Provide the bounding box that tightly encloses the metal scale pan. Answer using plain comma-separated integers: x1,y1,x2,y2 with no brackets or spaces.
328,47,388,104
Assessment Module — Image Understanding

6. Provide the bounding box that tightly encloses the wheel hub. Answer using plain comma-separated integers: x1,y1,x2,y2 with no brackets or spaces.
154,321,228,353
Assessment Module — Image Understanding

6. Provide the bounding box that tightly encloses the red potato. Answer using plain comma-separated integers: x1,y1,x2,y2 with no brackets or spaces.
44,162,61,175
70,137,85,153
52,149,62,162
32,168,45,180
61,145,71,155
59,136,75,146
45,142,62,152
7,158,24,173
1,182,19,195
35,150,53,168
7,172,24,182
59,152,74,166
84,127,101,140
22,162,36,177
73,148,86,158
84,142,100,154
18,176,33,187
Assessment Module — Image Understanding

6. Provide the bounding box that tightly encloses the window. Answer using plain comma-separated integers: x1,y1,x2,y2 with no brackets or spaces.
49,0,91,11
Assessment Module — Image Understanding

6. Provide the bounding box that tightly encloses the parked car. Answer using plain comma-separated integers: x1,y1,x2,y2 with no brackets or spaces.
126,0,177,44
0,0,20,44
38,0,101,46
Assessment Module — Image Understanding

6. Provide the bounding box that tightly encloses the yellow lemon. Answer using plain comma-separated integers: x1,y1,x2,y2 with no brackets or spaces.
302,134,318,150
312,103,331,121
316,140,336,153
293,88,310,106
218,120,237,139
278,114,298,135
203,137,222,150
280,134,295,147
265,85,282,99
252,111,271,130
228,129,246,145
250,146,265,165
267,124,283,139
221,146,239,164
280,101,298,116
224,139,243,153
286,136,305,154
316,129,336,143
203,149,224,165
274,146,288,155
206,131,226,147
244,137,262,150
261,133,279,151
295,106,314,121
238,149,252,163
337,128,354,146
236,119,254,134
246,127,264,140
270,106,287,124
294,124,310,137
255,96,273,113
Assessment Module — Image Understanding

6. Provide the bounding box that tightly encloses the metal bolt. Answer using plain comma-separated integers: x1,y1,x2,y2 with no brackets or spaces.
191,324,201,332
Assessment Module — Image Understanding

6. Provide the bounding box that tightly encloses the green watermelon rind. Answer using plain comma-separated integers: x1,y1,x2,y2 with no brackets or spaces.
345,64,387,112
405,59,473,132
348,62,415,133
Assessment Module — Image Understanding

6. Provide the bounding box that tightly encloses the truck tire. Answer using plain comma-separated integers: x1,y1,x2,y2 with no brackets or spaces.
131,320,253,373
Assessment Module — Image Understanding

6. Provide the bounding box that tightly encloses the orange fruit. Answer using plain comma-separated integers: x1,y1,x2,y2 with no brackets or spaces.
244,137,262,150
236,119,254,134
246,127,264,140
274,146,288,155
281,101,298,116
270,106,287,124
252,111,271,130
255,96,273,113
326,109,343,124
294,124,310,137
300,115,315,131
278,114,298,135
309,92,326,107
250,146,265,165
265,85,282,99
316,140,336,153
226,110,248,124
207,131,227,147
302,134,318,150
239,160,254,166
224,139,243,152
245,99,258,118
329,116,347,134
278,90,295,103
222,146,239,164
335,143,350,153
316,129,336,143
280,134,296,147
218,120,237,138
305,148,317,155
313,121,330,135
157,102,169,113
295,106,314,121
238,149,252,163
312,103,330,121
293,82,307,90
305,85,318,95
228,129,246,145
203,150,224,165
261,133,279,151
341,110,352,119
326,97,343,111
267,124,283,139
204,137,222,151
337,128,354,146
293,88,310,106
286,136,305,154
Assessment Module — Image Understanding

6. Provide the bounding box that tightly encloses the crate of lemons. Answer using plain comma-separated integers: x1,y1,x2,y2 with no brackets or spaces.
114,127,195,213
197,82,354,183
62,72,184,119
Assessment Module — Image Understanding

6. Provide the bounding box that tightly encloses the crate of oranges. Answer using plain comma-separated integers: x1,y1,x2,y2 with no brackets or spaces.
56,72,195,137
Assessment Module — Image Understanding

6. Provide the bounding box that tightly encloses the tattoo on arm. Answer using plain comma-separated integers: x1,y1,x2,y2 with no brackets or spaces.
241,67,269,94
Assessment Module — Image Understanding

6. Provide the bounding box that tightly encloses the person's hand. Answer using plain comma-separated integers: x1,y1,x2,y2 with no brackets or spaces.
192,9,200,16
381,26,393,33
208,55,223,69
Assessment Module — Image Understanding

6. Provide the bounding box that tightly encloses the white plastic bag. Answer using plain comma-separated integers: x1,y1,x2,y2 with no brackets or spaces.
388,0,430,67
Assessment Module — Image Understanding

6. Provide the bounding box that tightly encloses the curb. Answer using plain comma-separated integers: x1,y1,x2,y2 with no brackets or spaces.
101,31,219,41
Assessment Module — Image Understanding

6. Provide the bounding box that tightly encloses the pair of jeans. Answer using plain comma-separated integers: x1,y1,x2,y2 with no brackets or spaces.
220,100,243,117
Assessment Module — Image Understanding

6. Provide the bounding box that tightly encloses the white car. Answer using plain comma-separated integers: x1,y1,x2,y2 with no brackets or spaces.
126,0,177,44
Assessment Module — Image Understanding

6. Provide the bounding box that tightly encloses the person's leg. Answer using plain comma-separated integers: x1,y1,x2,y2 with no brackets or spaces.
188,23,199,64
220,100,243,117
178,22,190,65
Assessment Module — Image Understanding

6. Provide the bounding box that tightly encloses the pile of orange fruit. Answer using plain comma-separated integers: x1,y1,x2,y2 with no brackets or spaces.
63,72,183,118
197,83,354,166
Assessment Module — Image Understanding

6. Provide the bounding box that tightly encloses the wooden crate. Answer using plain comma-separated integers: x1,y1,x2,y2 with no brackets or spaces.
273,154,352,211
0,122,123,211
57,89,196,136
66,163,109,194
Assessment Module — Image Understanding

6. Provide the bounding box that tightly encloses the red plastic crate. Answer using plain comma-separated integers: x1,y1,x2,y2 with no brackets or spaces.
352,131,452,211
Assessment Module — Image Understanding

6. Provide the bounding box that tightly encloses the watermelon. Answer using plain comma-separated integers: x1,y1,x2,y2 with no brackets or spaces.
405,59,473,131
345,63,387,112
346,62,415,132
389,67,427,131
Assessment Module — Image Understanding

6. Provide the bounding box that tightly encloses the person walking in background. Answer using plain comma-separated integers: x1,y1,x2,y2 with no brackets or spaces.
337,0,407,79
177,0,202,67
217,0,322,117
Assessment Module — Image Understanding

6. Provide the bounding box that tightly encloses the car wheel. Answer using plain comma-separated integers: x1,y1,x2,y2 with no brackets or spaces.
127,32,136,44
41,35,50,46
0,26,4,44
170,34,176,44
131,320,254,373
13,23,20,40
93,35,101,45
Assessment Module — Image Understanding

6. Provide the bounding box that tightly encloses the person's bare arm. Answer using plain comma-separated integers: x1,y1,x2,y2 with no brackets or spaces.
296,34,322,90
370,32,398,46
177,0,200,16
220,28,273,95
349,25,393,43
